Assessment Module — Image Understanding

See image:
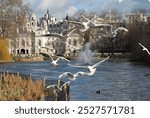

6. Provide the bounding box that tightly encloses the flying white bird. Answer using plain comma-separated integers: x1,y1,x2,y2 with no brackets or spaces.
42,28,76,40
40,53,70,66
138,43,150,55
90,21,128,37
68,56,110,76
90,22,128,37
113,27,128,37
68,15,96,32
59,72,86,80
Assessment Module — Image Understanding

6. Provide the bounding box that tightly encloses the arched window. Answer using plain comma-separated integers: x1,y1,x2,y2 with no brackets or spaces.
73,39,77,46
21,49,25,54
26,39,29,46
26,50,29,54
22,40,25,47
38,39,42,46
16,39,19,46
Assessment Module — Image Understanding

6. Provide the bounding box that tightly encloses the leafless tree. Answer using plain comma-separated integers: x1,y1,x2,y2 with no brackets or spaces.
0,0,31,39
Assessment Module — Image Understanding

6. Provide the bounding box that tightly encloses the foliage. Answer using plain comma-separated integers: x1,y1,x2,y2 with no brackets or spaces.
126,11,150,64
0,72,44,100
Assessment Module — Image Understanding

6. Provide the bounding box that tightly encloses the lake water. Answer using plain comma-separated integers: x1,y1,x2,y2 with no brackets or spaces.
0,58,150,101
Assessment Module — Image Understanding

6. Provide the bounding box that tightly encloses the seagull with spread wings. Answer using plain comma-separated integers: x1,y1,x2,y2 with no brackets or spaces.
90,22,128,37
40,53,70,66
41,28,76,40
68,15,96,32
68,56,110,76
59,71,86,80
113,27,128,37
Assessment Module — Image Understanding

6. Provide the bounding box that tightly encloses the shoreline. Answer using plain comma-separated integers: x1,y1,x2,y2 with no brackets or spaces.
0,53,132,63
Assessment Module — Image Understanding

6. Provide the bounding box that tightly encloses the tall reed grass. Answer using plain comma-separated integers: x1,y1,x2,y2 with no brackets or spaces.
0,72,44,100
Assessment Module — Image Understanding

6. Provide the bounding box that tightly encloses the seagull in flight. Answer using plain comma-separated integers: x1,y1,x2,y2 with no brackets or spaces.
59,72,86,80
41,28,76,40
68,56,110,76
113,27,128,37
138,43,150,55
40,53,70,66
90,23,128,37
68,15,96,32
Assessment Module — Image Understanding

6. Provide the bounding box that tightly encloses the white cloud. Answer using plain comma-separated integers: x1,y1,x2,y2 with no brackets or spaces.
115,0,124,3
66,6,78,16
36,0,69,11
27,0,150,19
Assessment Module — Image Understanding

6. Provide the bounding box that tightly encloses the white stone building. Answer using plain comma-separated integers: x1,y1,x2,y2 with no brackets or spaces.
125,13,148,23
10,10,68,57
10,10,129,58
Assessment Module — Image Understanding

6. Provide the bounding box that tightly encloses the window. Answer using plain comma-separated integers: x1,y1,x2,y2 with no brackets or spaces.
22,40,25,47
26,39,29,46
38,40,42,46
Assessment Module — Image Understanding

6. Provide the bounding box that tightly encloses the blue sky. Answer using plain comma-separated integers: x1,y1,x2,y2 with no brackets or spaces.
23,0,150,19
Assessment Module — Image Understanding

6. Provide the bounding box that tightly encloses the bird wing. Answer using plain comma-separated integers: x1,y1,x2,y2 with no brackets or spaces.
66,28,76,37
92,23,112,27
138,43,145,49
56,56,70,62
60,81,70,89
114,27,128,34
40,46,51,50
76,71,87,76
39,52,54,61
46,84,57,89
92,56,110,68
59,72,73,78
67,63,88,69
68,21,83,26
30,45,41,49
49,54,54,61
80,28,88,32
138,43,150,54
81,15,89,21
44,33,65,39
89,15,97,22
65,42,82,50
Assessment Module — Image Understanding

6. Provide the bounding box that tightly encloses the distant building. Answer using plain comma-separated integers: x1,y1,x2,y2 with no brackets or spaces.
10,10,68,56
9,10,129,57
125,13,148,23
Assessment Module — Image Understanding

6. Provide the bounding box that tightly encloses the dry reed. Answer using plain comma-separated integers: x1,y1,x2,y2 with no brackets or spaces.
0,72,44,101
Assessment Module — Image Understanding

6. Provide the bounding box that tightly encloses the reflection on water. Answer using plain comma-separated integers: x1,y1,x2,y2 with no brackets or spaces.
0,59,150,101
